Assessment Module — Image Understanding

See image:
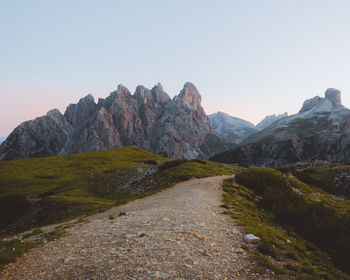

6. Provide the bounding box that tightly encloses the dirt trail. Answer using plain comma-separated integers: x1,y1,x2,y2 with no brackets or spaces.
1,176,272,280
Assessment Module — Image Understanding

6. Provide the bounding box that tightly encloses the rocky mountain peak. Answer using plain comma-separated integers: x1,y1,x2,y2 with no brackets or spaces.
151,83,171,105
155,82,164,92
81,94,95,103
213,88,350,167
116,84,132,98
0,82,231,161
299,88,342,113
46,108,62,119
299,96,322,113
209,111,259,144
325,88,341,105
177,82,202,109
134,86,153,105
64,94,97,126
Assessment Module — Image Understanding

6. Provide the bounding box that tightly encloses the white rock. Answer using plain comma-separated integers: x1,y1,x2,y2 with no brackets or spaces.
244,234,261,244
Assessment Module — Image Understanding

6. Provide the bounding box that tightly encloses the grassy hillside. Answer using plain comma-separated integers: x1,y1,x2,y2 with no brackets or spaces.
280,160,350,199
0,146,235,269
223,167,350,279
0,146,235,235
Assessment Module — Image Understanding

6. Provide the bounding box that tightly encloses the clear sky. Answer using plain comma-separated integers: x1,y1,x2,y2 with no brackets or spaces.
1,0,350,136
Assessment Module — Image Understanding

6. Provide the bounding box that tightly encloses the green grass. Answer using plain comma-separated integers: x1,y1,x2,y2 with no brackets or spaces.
222,167,350,279
0,147,166,234
0,146,166,198
0,146,236,269
280,161,350,198
0,239,40,270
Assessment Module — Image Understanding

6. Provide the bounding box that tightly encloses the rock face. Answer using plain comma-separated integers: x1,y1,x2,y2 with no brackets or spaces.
325,88,341,105
209,112,259,144
256,113,288,130
0,83,232,160
211,88,350,167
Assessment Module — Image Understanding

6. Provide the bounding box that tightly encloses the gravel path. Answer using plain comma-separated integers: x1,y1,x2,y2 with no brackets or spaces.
1,176,274,280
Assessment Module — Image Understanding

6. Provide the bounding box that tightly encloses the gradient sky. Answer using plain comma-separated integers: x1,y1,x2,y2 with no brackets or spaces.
1,0,350,136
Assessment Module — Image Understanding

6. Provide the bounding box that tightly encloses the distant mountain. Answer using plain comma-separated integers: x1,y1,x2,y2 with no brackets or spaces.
256,112,288,130
0,82,232,161
211,88,350,167
0,137,6,144
209,112,259,143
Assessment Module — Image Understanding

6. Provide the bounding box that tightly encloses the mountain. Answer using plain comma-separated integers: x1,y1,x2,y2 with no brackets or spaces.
211,88,350,167
0,82,232,161
256,112,288,130
209,112,259,143
0,137,6,144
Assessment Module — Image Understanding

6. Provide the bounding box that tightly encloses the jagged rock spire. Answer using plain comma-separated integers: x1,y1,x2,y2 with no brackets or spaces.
178,82,202,109
325,88,341,105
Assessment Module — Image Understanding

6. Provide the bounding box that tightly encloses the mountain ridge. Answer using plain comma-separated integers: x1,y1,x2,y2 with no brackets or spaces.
0,83,232,161
211,88,350,166
256,112,288,130
209,111,259,143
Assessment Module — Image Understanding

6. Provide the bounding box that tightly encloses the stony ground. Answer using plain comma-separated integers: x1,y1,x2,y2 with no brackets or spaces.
1,176,277,280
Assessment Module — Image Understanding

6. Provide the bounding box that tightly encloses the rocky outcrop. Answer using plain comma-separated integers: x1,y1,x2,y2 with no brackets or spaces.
211,88,350,167
299,96,323,113
209,112,259,144
256,113,288,129
0,82,232,160
325,88,341,105
0,111,69,160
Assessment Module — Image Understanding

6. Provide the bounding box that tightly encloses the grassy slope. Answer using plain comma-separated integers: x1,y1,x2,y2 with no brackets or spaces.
0,147,165,234
280,161,350,199
222,167,350,279
0,146,235,269
0,146,166,198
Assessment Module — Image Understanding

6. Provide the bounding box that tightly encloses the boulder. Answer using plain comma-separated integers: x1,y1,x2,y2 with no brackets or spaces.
244,234,261,244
